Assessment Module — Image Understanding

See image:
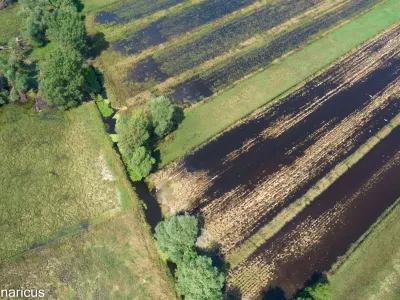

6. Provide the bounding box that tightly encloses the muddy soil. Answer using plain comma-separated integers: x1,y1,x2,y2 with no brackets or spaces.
230,126,400,299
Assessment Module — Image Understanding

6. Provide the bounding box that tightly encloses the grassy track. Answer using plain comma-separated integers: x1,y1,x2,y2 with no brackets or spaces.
330,198,400,300
0,212,177,299
0,103,130,259
0,3,21,44
158,0,400,165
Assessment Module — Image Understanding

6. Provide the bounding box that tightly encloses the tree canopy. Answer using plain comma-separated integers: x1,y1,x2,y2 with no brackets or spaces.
18,0,49,46
176,255,225,300
126,146,155,182
46,3,87,52
39,47,85,109
116,110,155,181
296,278,332,300
148,96,177,139
116,110,151,156
154,214,198,263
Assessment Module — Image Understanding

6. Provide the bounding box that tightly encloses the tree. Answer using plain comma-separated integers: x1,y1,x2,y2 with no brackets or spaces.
176,255,225,300
39,46,85,109
46,3,87,51
116,110,151,156
296,278,332,300
14,73,29,92
125,146,155,181
18,0,50,46
154,214,199,263
148,96,177,139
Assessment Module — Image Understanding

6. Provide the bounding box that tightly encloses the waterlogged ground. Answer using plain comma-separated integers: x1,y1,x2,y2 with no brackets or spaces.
230,126,400,299
151,24,400,298
123,0,382,102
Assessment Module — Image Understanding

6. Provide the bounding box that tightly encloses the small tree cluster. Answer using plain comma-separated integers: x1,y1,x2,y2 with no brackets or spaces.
0,40,34,104
116,96,182,181
18,0,50,46
295,278,332,300
155,215,225,300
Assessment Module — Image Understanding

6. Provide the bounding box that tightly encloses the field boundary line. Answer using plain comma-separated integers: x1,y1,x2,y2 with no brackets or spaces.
226,113,400,268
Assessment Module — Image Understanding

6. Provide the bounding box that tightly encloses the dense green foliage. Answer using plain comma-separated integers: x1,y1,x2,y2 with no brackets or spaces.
84,67,102,94
148,96,177,139
46,3,87,52
18,0,49,46
95,95,114,118
39,47,85,109
176,255,225,300
154,214,198,263
296,279,332,300
154,214,225,299
116,97,182,181
116,110,154,181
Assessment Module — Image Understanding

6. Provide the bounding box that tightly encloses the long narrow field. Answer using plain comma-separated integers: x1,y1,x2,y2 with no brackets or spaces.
90,0,390,107
150,23,400,298
229,126,400,298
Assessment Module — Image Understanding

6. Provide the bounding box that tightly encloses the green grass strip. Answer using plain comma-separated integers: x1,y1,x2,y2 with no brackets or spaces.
330,197,400,300
158,0,400,165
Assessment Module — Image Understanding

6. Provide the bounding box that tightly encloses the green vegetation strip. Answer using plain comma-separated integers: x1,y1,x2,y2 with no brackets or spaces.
330,197,400,300
227,113,400,268
158,0,400,165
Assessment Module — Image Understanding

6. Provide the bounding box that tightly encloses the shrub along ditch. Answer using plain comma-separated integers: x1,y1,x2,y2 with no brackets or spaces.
116,96,183,181
154,214,225,300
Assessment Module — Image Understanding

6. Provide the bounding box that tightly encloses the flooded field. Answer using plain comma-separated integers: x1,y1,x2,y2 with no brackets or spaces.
169,0,382,102
229,126,400,298
151,23,400,297
112,0,257,55
94,0,186,24
122,0,382,101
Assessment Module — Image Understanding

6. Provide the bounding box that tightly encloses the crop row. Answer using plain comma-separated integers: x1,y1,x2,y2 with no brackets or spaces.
94,0,186,25
170,0,383,102
111,0,257,55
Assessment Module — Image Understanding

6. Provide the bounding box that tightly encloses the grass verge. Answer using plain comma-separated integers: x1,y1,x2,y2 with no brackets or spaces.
330,197,400,300
158,0,400,165
226,114,400,268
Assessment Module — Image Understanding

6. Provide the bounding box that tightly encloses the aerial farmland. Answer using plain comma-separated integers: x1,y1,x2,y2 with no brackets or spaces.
0,0,400,299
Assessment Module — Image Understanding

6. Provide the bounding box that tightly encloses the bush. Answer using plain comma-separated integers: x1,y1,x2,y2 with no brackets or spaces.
154,214,198,263
116,110,155,181
116,110,151,155
84,67,102,94
295,278,332,300
125,146,155,181
18,0,49,47
148,96,177,139
14,73,29,92
176,255,225,300
39,46,85,110
95,96,113,118
46,3,87,52
9,88,19,102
